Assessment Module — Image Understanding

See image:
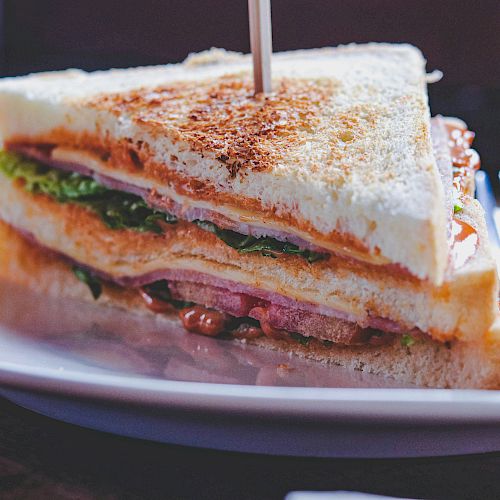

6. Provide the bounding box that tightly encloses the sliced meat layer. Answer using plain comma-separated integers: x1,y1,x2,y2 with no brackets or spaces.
168,279,393,345
168,280,264,317
8,143,327,253
4,223,429,343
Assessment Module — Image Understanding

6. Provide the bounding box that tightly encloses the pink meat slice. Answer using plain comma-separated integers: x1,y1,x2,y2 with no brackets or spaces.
132,269,414,336
8,118,455,263
249,304,375,345
8,138,437,342
168,280,265,317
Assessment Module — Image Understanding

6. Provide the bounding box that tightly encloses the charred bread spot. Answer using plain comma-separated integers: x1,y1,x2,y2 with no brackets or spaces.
128,148,142,170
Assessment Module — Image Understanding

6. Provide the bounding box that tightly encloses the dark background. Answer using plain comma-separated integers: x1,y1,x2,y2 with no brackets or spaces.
3,396,500,500
0,0,499,194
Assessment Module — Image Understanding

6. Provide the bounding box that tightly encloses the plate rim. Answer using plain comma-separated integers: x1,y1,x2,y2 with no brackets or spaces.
2,359,500,424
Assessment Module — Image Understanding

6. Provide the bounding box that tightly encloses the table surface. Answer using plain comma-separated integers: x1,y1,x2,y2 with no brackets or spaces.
0,397,500,499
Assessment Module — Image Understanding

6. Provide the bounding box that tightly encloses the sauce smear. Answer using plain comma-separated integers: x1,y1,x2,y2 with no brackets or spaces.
445,121,481,197
450,218,478,269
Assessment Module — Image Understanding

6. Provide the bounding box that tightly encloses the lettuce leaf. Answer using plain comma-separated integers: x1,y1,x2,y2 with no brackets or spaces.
0,150,107,201
72,266,102,300
194,220,325,263
0,150,177,233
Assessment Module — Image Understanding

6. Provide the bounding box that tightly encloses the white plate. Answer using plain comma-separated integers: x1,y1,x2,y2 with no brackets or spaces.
1,281,500,458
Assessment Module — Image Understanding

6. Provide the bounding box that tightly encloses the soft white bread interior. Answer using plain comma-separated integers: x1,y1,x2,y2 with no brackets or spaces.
1,219,499,389
250,325,500,389
0,171,497,344
0,44,448,283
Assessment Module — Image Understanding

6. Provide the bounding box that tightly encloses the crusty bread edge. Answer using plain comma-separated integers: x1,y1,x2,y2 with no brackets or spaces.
247,335,500,389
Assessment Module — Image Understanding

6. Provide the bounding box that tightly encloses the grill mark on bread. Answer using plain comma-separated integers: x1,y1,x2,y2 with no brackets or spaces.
85,76,338,176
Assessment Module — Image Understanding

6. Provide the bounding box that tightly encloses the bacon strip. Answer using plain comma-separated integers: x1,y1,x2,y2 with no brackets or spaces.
168,280,397,345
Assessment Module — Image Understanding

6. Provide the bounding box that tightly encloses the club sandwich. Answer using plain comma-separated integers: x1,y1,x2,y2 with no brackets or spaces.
0,44,498,388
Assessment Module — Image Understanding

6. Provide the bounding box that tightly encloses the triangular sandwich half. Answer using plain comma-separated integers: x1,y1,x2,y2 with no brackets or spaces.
0,44,449,283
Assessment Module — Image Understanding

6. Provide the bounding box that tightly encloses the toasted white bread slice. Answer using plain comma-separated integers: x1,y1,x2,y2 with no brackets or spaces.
0,44,449,283
0,169,496,344
0,219,499,389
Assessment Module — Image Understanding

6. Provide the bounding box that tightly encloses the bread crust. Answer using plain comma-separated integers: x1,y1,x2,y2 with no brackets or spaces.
248,333,500,389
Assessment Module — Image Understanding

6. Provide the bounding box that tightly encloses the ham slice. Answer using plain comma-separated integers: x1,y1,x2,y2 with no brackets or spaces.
9,120,460,278
7,139,435,344
169,280,264,317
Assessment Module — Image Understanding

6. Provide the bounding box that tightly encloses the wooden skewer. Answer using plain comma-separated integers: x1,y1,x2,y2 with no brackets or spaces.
248,0,273,94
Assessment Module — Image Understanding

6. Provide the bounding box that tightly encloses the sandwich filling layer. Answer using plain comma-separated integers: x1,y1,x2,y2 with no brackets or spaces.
2,219,500,390
4,116,478,277
0,147,497,345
